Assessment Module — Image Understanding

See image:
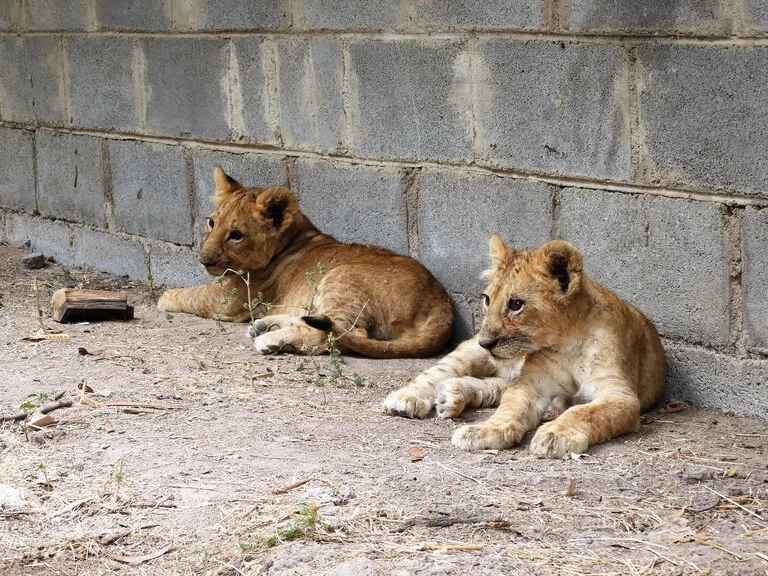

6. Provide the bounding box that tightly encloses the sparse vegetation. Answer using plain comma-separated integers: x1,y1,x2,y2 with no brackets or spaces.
19,392,56,412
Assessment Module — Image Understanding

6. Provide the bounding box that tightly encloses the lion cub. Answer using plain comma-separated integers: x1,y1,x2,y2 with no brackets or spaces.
158,168,454,358
384,236,666,458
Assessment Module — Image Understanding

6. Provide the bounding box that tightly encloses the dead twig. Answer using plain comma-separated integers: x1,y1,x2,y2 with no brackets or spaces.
105,402,171,410
272,478,312,494
33,277,47,334
0,411,27,422
39,399,72,414
105,544,176,566
434,462,484,487
417,544,483,551
702,485,766,523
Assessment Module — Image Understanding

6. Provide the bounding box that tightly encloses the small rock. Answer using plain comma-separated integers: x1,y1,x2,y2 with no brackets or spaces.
22,253,46,269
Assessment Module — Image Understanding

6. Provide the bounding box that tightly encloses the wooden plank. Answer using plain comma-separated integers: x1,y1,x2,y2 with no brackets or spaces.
51,288,134,323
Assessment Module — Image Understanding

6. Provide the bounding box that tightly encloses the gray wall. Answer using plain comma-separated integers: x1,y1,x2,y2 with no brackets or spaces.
1,0,767,417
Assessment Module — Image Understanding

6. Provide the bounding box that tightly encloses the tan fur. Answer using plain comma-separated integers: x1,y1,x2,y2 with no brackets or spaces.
157,168,454,358
384,236,666,458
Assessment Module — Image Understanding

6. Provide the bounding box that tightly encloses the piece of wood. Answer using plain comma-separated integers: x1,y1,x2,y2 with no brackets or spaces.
51,288,134,323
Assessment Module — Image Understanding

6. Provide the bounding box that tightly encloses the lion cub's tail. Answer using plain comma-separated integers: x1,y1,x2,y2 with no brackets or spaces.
301,313,452,359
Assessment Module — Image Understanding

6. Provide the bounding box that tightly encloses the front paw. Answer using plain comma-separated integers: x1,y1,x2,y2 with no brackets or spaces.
529,421,588,459
382,387,433,419
435,379,467,419
248,320,281,339
452,424,522,451
253,332,297,355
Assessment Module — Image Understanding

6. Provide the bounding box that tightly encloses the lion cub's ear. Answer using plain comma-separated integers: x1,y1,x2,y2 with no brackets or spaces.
537,240,583,296
488,235,509,267
255,186,298,230
212,167,243,205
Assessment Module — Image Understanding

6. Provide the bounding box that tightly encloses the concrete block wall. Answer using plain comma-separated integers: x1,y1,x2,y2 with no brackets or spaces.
1,0,767,417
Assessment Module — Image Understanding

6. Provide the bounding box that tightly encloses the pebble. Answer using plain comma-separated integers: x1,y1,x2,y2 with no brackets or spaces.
22,253,46,269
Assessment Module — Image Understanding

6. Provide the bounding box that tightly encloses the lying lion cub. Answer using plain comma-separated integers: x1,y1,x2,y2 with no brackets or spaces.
383,236,666,458
158,168,454,358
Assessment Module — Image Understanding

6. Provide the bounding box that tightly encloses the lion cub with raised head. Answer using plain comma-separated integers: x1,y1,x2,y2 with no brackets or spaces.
158,168,454,358
384,236,666,458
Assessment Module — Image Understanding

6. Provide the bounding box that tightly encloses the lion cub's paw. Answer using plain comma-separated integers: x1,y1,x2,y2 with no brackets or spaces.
452,424,522,451
529,421,589,459
435,379,467,419
247,321,281,339
253,331,297,355
382,388,433,419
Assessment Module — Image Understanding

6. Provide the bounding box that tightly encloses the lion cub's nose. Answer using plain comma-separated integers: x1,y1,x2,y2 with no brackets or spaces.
478,337,497,350
199,257,216,267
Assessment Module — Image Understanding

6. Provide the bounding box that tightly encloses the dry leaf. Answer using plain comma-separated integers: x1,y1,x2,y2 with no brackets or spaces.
410,446,424,462
22,330,70,342
571,452,590,462
104,420,115,433
106,544,176,566
78,347,105,356
77,382,94,393
564,478,576,497
25,414,57,430
659,400,688,415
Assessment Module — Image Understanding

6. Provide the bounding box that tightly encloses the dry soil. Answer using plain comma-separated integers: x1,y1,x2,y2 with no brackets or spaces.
0,243,766,576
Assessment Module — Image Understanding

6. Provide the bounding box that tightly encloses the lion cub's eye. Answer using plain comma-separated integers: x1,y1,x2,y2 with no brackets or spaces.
228,230,243,241
508,299,524,313
205,217,215,230
482,294,490,307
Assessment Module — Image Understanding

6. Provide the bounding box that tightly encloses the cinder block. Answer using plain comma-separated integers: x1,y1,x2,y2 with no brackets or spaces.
0,2,9,29
230,39,274,144
636,45,768,195
558,188,730,346
0,37,32,122
294,158,408,254
192,149,286,243
36,131,105,227
411,0,542,31
25,37,65,124
73,228,148,280
418,169,554,294
173,0,289,30
0,128,36,212
277,39,344,151
4,212,73,265
293,0,542,31
743,207,768,349
747,0,768,32
95,0,169,30
68,37,138,131
347,40,472,162
145,239,209,287
666,342,768,418
475,39,629,180
23,0,90,30
568,0,734,35
143,38,229,140
293,0,397,30
109,140,192,245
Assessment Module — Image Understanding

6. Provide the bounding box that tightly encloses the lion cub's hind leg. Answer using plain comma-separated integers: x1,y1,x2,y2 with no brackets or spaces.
435,377,512,419
529,389,641,459
251,314,331,355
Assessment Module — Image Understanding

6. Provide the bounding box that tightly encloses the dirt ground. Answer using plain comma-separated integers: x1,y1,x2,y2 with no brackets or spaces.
0,243,766,576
